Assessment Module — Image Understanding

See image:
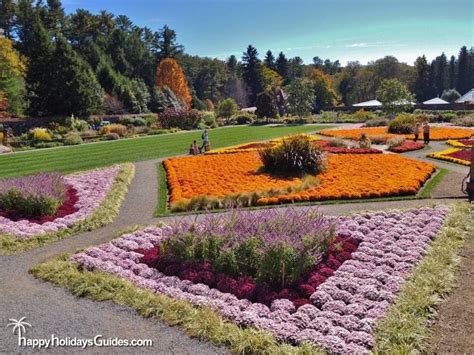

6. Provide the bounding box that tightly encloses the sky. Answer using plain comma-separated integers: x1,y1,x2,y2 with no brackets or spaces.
63,0,473,65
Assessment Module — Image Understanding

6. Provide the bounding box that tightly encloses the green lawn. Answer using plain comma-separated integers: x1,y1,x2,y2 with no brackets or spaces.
0,125,328,178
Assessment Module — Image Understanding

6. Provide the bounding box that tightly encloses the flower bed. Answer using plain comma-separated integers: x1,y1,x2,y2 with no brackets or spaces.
388,141,425,153
319,127,474,141
165,152,435,209
0,166,120,239
315,140,382,154
446,139,474,148
427,148,471,166
206,135,320,155
69,206,449,353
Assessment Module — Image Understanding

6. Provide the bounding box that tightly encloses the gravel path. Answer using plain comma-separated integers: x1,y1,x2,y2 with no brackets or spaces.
0,132,471,354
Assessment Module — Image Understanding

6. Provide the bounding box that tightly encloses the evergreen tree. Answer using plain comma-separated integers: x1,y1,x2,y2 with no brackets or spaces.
226,55,238,77
432,53,448,96
242,45,263,105
264,50,275,70
448,55,457,89
287,56,304,82
21,14,55,115
157,25,184,61
413,55,433,102
50,35,104,116
457,46,470,94
0,0,16,38
275,51,289,79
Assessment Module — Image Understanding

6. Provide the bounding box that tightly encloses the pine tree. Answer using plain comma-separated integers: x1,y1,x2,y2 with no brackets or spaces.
448,55,457,89
156,58,192,109
0,0,16,38
433,53,448,96
50,35,104,116
264,50,275,70
157,25,184,61
413,55,433,102
457,46,470,94
275,52,289,79
242,45,263,105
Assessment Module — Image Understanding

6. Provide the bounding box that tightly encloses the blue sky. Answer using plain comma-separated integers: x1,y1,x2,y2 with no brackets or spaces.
63,0,473,65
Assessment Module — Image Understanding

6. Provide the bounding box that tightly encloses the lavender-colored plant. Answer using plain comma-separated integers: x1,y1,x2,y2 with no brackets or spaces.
0,173,66,217
161,208,335,287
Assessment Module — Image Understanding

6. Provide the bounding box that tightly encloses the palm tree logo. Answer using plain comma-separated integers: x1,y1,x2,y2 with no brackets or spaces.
7,317,32,341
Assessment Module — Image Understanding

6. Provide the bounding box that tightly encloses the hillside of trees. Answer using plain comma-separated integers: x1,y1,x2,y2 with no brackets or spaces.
0,0,473,118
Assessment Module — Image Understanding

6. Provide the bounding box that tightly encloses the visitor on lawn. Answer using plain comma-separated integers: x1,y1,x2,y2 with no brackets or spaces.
423,122,430,144
413,122,420,142
201,129,211,152
190,140,200,155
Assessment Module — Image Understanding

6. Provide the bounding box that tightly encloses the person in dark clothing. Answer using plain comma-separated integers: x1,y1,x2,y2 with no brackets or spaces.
423,122,430,144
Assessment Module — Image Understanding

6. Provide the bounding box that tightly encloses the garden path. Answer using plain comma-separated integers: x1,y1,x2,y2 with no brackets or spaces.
0,134,471,354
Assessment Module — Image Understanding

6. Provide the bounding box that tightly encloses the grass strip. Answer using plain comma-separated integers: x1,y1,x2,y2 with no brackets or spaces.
31,254,322,354
0,164,135,255
420,168,449,198
0,125,327,178
155,162,168,216
373,202,473,353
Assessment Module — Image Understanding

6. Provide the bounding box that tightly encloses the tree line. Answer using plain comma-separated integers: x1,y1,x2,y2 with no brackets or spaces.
0,0,473,119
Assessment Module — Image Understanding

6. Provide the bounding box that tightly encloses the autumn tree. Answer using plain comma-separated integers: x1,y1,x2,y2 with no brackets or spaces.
0,35,27,117
156,58,192,109
0,90,9,118
308,68,337,111
260,66,283,91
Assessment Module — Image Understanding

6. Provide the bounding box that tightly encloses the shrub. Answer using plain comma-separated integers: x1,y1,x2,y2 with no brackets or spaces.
0,132,4,143
71,119,89,132
386,136,406,149
358,134,372,148
217,98,239,121
353,109,373,121
63,132,83,145
231,112,256,125
101,124,128,137
198,111,218,129
119,116,148,127
327,138,348,148
454,116,474,127
388,114,418,134
158,108,202,130
0,173,66,217
106,133,120,140
33,141,63,149
29,128,52,142
259,135,327,176
161,208,335,288
365,118,388,127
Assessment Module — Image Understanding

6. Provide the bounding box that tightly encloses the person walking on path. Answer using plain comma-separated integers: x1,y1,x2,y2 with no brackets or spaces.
413,122,420,142
201,129,211,152
423,122,430,144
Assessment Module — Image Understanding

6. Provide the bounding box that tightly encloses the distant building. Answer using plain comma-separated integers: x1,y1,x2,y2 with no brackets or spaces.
353,99,382,107
423,97,449,105
455,88,474,104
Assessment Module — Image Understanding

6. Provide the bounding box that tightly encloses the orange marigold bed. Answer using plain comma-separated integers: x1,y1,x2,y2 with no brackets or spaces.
318,127,474,141
164,152,436,207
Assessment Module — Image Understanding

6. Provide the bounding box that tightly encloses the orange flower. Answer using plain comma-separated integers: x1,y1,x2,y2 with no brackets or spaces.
319,127,474,141
164,152,435,207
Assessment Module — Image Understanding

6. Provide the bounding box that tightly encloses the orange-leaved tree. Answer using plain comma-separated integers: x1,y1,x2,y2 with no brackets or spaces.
156,58,192,109
0,90,9,118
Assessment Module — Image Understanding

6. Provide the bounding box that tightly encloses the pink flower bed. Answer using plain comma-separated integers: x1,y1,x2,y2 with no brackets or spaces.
445,149,472,162
70,206,448,353
0,166,119,239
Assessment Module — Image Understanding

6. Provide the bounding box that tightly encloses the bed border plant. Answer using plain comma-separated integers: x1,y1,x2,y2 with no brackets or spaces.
0,164,135,255
31,203,471,354
427,148,471,166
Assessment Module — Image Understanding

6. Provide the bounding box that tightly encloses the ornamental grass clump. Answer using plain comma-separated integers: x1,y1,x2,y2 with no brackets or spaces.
0,173,66,217
259,135,327,176
161,208,335,288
